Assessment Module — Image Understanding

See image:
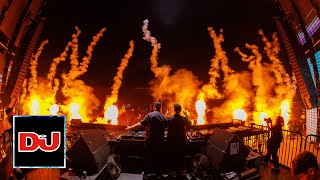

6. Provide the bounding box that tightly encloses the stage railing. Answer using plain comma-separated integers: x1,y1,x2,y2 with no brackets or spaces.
303,135,320,164
278,130,303,168
242,132,269,155
248,123,268,131
242,123,269,155
245,124,320,168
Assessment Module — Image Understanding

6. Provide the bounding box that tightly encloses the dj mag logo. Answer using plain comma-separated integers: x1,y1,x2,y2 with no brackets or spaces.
13,116,66,168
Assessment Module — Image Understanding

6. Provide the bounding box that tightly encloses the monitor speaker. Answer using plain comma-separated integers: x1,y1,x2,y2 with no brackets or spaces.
205,128,250,173
67,129,111,175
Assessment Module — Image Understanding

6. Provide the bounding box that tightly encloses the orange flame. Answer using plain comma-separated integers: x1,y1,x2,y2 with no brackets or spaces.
142,20,200,115
233,109,247,121
61,27,105,123
103,40,134,124
17,25,297,129
281,100,290,129
195,99,206,125
234,30,296,127
28,40,49,93
199,28,224,101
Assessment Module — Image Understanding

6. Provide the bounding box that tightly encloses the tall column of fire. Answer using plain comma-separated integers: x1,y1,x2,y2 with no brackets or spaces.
101,40,135,125
61,27,106,123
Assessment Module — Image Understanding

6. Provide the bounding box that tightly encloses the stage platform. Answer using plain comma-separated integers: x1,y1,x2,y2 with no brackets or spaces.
107,164,296,180
0,124,294,179
0,148,296,180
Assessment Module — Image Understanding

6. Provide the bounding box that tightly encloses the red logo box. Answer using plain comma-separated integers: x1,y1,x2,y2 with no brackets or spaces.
13,116,66,168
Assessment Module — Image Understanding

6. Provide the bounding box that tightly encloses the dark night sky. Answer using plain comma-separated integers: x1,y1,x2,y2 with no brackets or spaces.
37,0,290,105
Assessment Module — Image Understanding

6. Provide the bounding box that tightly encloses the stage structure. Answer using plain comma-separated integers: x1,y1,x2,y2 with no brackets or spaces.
275,0,320,137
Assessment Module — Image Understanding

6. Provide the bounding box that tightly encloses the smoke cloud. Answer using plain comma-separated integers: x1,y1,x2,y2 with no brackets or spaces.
142,19,200,117
103,40,135,118
61,27,106,123
28,40,48,94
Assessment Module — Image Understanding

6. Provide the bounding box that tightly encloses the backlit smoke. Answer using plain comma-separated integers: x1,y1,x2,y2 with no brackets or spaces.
41,28,80,116
259,30,296,99
102,40,135,124
68,26,81,80
16,21,296,127
142,19,171,81
198,28,224,101
208,28,233,79
20,27,82,116
47,27,78,89
61,27,106,123
18,26,106,123
23,40,48,115
212,72,254,124
201,28,252,124
259,30,296,128
235,44,274,124
28,40,48,94
47,42,72,86
19,79,28,111
44,27,79,112
196,28,226,124
196,28,229,124
234,30,296,126
142,19,200,119
104,40,135,108
150,69,201,120
142,19,160,72
78,28,107,76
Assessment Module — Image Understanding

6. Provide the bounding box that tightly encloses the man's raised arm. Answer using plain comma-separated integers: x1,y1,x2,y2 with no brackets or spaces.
125,122,144,131
125,114,150,131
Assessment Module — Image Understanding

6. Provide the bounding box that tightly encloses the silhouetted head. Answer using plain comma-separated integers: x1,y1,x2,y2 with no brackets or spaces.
154,102,161,111
6,108,13,117
293,151,320,180
6,108,14,126
276,116,284,126
174,103,182,113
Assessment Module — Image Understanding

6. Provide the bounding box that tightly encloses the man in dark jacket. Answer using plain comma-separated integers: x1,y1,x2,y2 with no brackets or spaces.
264,116,284,171
292,151,320,180
166,103,191,179
125,102,166,179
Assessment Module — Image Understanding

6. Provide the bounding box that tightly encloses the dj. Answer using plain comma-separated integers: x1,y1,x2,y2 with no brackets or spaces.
166,103,191,179
125,102,166,179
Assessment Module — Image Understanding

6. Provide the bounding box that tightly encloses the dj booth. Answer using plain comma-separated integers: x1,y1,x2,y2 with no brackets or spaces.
62,122,267,179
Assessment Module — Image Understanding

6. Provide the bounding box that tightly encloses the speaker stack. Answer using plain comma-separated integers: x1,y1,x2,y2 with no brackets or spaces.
205,128,250,173
67,129,112,176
